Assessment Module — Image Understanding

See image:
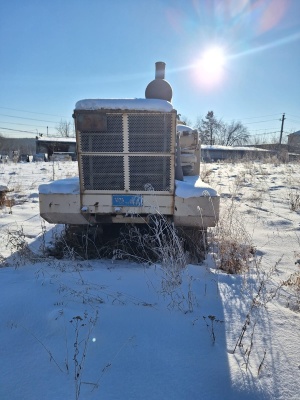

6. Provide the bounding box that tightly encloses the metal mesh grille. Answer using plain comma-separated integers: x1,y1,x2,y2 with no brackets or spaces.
128,114,172,152
129,156,171,191
78,112,174,192
81,155,124,190
80,115,123,152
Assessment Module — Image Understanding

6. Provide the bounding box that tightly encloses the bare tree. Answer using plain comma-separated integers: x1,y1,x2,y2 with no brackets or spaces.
252,134,270,145
195,112,250,146
251,135,262,146
55,120,73,137
217,121,250,146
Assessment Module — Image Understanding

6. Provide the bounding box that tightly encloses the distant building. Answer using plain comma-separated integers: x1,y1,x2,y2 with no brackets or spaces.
36,137,77,160
288,131,300,154
200,145,275,162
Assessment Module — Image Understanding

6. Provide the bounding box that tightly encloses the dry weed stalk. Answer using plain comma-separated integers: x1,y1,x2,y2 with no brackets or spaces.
48,225,106,260
281,269,300,311
3,226,39,267
257,349,267,376
200,164,214,183
0,190,7,206
13,309,99,400
118,215,188,289
277,236,300,311
203,315,224,345
70,311,98,400
212,201,254,274
288,188,300,211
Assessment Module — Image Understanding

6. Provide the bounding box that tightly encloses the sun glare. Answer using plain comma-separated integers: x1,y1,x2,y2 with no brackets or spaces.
196,46,226,88
202,47,226,69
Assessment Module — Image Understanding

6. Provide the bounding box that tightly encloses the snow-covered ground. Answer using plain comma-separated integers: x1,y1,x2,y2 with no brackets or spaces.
0,159,299,400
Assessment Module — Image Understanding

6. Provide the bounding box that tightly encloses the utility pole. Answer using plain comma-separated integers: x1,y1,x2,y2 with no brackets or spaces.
279,113,285,144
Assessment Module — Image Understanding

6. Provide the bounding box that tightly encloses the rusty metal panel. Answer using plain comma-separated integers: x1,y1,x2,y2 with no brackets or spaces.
76,113,107,132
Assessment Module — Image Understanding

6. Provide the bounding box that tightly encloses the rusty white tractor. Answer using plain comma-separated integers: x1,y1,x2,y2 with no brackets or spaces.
39,62,219,259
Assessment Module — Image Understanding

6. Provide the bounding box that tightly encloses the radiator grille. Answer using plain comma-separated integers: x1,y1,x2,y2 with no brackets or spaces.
129,156,171,191
81,155,124,190
78,112,174,192
128,114,172,152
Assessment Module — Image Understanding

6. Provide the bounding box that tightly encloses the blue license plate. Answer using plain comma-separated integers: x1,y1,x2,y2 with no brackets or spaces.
112,195,143,207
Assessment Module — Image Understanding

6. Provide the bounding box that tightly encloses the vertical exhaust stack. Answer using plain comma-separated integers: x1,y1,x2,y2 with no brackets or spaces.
145,61,173,102
155,61,166,79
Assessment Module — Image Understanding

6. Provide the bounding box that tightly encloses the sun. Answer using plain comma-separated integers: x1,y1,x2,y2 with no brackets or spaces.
196,46,227,88
202,47,226,70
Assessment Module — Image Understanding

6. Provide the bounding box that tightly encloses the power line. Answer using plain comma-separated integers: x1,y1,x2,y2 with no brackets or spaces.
0,107,284,124
287,114,300,120
249,131,279,136
243,119,280,125
0,113,62,124
222,113,298,125
221,113,282,122
248,127,279,132
0,120,56,129
234,113,281,120
0,106,68,119
0,127,37,134
287,118,300,124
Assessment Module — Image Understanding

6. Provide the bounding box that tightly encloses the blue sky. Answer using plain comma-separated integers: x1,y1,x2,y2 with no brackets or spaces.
0,0,299,140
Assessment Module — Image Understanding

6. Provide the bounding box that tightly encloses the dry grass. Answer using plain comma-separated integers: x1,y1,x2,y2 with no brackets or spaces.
211,202,255,274
288,188,300,211
0,191,7,207
200,164,214,183
280,242,300,311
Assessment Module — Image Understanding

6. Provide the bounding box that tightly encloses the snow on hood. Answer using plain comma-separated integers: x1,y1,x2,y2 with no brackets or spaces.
39,177,80,194
175,176,218,198
177,124,194,133
75,98,173,112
